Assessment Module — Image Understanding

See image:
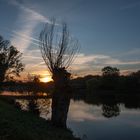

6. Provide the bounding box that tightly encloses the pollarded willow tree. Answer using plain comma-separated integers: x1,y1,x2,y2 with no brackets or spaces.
0,35,24,82
39,19,79,86
39,19,79,128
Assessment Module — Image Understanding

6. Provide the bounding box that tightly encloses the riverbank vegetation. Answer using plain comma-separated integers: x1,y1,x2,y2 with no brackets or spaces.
71,67,140,95
0,99,79,140
0,81,54,93
1,67,140,95
87,67,140,94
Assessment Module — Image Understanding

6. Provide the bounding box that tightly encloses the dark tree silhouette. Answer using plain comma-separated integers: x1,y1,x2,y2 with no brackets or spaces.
27,73,40,83
101,66,120,89
28,99,40,115
0,35,24,81
102,66,120,77
39,19,79,128
102,103,120,118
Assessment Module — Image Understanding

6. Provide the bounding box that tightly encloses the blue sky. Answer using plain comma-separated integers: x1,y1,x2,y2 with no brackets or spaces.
0,0,140,78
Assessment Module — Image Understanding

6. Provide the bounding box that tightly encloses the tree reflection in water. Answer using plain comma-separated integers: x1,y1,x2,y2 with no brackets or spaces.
102,103,120,118
15,92,51,119
28,99,39,115
14,91,140,122
37,99,51,119
85,93,121,118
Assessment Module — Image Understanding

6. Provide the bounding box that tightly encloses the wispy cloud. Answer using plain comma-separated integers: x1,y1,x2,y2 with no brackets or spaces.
8,0,50,52
73,54,109,65
73,53,140,66
117,48,140,57
70,53,140,75
24,52,140,75
23,49,44,69
11,30,41,45
9,0,49,23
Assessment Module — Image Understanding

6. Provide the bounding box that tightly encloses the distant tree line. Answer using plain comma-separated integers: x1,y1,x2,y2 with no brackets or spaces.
86,66,140,93
71,66,140,94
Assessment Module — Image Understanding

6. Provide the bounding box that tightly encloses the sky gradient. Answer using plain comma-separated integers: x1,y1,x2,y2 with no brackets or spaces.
0,0,140,80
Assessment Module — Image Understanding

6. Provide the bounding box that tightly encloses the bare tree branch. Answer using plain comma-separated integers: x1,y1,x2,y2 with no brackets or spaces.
39,19,80,74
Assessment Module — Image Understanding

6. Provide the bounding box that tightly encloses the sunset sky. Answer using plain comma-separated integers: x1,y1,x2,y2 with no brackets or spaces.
0,0,140,81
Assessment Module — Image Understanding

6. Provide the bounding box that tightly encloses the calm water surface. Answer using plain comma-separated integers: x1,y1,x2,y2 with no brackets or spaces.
68,100,140,140
1,91,140,140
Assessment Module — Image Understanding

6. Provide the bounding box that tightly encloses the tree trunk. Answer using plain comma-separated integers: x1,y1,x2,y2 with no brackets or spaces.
51,68,71,128
0,71,5,82
51,88,71,128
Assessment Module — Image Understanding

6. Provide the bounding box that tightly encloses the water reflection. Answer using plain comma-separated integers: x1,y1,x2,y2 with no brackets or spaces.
28,99,39,115
68,100,105,122
37,99,51,119
15,98,51,119
68,100,140,140
12,92,140,121
102,103,120,118
1,91,140,140
15,99,29,111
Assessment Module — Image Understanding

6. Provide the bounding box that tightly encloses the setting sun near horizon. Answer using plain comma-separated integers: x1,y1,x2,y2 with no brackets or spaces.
31,71,53,83
40,76,52,83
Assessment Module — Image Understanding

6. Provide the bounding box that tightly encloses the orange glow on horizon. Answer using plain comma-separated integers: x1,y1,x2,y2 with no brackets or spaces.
40,76,52,83
30,70,52,83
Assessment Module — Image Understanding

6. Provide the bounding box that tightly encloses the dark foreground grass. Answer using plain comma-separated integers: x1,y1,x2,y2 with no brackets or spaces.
0,99,79,140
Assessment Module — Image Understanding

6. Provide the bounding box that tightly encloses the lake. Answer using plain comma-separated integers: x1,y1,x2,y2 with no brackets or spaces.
1,91,140,140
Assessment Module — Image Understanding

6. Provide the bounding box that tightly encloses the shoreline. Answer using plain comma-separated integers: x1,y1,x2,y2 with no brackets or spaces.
0,99,79,140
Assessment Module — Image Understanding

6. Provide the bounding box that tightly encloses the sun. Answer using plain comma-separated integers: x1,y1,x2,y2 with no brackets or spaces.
40,76,52,83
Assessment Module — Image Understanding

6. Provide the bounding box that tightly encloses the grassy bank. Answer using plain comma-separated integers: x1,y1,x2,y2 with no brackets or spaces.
0,99,79,140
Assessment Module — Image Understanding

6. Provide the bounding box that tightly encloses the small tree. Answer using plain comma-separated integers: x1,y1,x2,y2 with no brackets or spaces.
0,35,24,81
102,66,120,77
39,19,79,128
101,66,120,89
27,73,40,83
